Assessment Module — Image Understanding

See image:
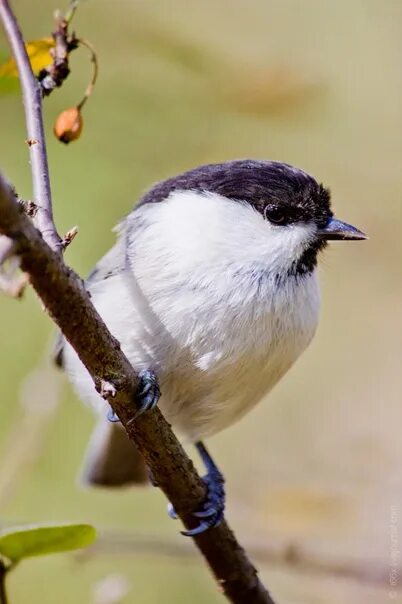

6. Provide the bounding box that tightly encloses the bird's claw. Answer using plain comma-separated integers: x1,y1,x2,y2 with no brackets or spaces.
106,369,160,423
168,470,225,537
167,502,178,520
107,407,120,422
135,369,161,414
193,507,218,519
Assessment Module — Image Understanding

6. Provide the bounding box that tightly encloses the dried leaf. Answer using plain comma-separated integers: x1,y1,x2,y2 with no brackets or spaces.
0,37,55,78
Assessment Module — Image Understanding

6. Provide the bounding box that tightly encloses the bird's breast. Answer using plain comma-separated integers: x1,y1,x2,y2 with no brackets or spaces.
155,270,320,441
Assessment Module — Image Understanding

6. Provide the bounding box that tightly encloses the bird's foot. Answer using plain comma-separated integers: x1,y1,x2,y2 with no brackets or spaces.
107,369,160,423
107,407,120,422
167,468,225,537
134,369,161,414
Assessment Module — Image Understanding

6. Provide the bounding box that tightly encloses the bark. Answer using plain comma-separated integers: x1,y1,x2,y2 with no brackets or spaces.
0,2,276,601
0,176,275,604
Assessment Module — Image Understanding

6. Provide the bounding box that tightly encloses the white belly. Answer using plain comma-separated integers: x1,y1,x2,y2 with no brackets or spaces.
156,285,319,441
159,348,300,442
63,264,319,443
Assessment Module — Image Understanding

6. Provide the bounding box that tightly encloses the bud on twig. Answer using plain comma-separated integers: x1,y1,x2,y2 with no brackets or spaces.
62,225,79,249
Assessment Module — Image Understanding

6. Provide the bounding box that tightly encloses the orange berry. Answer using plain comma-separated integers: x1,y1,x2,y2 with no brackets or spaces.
53,107,83,144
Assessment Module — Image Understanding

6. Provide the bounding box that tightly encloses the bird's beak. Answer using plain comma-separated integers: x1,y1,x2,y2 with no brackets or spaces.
317,217,367,241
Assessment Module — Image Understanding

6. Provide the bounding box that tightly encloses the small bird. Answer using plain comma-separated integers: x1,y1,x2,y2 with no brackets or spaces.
56,159,366,536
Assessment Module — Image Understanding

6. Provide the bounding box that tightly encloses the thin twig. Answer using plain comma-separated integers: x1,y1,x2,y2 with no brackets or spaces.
39,9,78,95
76,38,98,110
0,176,275,604
0,0,62,253
64,0,80,25
0,561,8,604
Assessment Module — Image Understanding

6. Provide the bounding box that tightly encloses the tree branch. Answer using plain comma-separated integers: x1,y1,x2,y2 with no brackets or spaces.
0,2,276,601
0,0,62,253
0,177,275,604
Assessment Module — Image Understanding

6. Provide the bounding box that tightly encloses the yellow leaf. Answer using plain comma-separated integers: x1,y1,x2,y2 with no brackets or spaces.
0,37,55,78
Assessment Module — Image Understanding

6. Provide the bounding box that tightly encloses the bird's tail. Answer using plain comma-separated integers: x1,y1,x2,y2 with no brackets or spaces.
80,418,148,486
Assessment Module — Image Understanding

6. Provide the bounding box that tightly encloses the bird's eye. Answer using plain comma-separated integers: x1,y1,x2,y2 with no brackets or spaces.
264,206,287,225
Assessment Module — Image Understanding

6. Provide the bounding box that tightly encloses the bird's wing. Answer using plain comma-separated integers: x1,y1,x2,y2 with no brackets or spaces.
53,230,127,368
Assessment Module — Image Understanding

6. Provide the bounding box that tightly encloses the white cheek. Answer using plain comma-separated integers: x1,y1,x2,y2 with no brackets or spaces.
126,190,317,280
261,220,317,274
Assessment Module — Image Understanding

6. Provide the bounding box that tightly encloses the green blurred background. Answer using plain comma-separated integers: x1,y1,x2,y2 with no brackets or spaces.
1,1,401,602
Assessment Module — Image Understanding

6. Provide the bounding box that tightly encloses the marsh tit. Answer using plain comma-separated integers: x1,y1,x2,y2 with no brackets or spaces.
56,159,366,536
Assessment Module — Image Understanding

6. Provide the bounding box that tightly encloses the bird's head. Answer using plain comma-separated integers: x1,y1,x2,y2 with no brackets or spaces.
138,160,367,279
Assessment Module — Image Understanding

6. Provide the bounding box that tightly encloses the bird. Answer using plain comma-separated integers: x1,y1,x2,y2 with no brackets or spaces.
56,159,366,536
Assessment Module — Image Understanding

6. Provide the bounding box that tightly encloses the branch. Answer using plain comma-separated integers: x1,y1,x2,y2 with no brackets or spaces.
0,0,62,253
0,3,276,601
0,177,275,604
38,8,79,95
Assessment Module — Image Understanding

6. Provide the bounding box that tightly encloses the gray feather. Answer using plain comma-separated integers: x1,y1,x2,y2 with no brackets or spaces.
53,237,127,368
81,419,148,487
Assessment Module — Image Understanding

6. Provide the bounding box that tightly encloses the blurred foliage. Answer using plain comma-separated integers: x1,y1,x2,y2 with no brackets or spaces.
0,0,401,603
0,523,96,563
